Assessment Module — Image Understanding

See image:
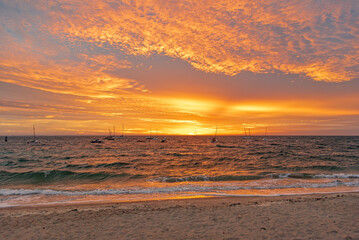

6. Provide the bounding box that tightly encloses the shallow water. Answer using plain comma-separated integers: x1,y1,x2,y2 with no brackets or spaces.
1,136,359,207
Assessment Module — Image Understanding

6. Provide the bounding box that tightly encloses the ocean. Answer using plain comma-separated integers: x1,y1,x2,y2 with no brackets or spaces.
1,136,359,207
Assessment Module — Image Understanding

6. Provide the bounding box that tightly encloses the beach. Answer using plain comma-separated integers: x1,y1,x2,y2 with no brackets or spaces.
1,0,359,238
1,136,359,239
1,192,358,239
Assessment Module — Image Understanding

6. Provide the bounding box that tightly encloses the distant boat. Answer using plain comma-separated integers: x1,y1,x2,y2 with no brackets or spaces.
91,139,103,143
154,129,158,140
243,127,251,139
263,127,268,141
116,124,125,139
4,136,7,142
105,127,115,140
146,128,156,140
211,126,218,143
27,125,40,145
161,137,167,143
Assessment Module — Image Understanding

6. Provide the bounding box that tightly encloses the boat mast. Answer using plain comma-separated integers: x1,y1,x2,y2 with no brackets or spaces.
33,124,36,141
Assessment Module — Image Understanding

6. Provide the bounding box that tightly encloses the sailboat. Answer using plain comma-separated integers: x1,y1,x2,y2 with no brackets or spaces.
146,128,155,140
154,129,158,140
263,127,268,141
242,127,251,139
211,126,218,143
116,124,125,139
105,127,115,140
27,125,40,145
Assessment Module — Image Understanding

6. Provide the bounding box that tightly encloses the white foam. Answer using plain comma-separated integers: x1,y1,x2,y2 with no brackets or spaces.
1,179,359,196
275,173,359,179
312,174,359,179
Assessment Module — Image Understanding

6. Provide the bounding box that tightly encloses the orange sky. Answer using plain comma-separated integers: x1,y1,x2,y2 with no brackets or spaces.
0,0,359,135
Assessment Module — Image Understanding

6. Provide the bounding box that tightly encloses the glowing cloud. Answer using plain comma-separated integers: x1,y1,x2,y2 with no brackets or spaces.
18,0,359,82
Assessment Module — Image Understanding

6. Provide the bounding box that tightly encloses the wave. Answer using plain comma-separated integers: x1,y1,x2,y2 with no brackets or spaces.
216,144,244,149
1,180,359,196
96,162,131,168
65,162,131,169
274,173,359,179
151,175,264,182
0,170,132,184
1,169,358,186
290,166,344,171
150,173,359,182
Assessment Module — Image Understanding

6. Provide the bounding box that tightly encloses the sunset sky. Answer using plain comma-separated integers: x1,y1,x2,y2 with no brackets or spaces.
0,0,358,135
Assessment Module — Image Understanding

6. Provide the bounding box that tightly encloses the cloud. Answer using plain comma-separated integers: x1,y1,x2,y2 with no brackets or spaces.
4,0,353,82
0,29,140,98
1,0,358,96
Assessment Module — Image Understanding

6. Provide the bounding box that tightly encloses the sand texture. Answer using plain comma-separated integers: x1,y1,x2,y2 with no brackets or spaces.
0,193,358,240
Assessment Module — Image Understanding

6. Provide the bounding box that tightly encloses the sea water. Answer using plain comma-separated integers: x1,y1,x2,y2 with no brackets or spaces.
0,136,358,207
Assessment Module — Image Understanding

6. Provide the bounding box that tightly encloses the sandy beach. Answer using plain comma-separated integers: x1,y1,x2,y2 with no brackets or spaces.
0,192,358,240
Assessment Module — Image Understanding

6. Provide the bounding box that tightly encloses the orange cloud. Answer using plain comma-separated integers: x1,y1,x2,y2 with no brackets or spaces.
27,0,358,82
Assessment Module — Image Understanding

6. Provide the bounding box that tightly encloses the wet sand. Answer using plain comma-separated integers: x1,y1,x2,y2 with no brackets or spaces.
1,192,358,239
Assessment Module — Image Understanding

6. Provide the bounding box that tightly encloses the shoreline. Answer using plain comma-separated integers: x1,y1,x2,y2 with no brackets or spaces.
1,192,358,239
1,178,358,209
1,189,359,210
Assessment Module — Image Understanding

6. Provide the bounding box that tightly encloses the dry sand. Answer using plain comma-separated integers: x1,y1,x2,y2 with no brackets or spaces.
0,192,358,240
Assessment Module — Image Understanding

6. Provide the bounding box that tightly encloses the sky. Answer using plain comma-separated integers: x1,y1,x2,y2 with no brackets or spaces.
0,0,358,136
